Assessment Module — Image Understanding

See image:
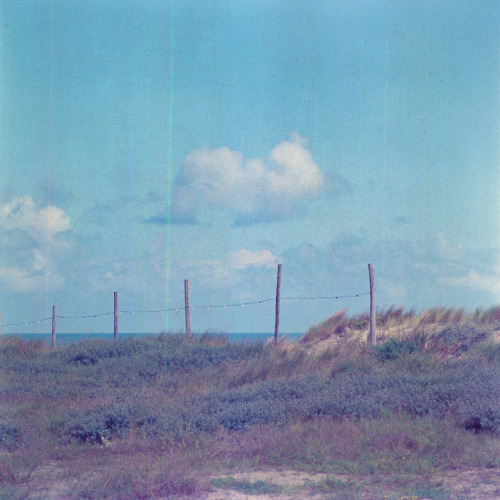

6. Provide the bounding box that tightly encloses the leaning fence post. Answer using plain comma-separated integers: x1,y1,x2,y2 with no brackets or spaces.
274,264,282,347
368,263,376,345
52,305,56,348
114,291,118,341
184,279,191,338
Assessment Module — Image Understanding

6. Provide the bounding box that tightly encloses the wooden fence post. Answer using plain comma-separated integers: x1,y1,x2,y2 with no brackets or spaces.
274,264,282,347
368,264,376,345
114,291,118,341
184,279,191,338
52,305,56,348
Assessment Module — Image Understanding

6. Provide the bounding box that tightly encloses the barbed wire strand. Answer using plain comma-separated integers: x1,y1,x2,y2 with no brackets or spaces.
0,292,369,328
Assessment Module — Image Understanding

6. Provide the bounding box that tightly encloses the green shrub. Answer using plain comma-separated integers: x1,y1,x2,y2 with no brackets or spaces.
429,323,492,354
462,401,500,433
53,334,264,375
136,358,499,436
477,342,500,362
0,421,20,450
63,405,130,443
0,335,270,402
373,339,420,360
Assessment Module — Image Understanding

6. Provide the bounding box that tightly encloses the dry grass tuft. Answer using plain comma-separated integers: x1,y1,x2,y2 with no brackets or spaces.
0,335,47,358
302,309,352,343
473,305,500,325
416,306,465,326
300,305,500,346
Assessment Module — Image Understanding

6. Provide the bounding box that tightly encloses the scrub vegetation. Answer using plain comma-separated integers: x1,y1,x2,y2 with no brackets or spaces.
0,306,499,499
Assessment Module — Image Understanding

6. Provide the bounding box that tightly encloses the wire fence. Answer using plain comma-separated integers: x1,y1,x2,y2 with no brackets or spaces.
0,293,370,329
1,263,377,346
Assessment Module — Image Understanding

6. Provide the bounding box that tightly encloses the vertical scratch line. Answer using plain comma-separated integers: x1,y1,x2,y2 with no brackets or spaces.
46,0,55,328
165,0,175,331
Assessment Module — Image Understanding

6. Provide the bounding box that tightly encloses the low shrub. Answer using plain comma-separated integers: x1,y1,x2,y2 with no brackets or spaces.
63,405,130,443
477,342,500,362
429,323,492,355
0,421,20,450
53,337,154,366
373,338,420,360
462,402,500,433
53,334,265,374
140,359,500,436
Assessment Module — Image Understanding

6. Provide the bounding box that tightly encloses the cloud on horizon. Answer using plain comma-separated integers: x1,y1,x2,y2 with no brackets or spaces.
281,232,500,312
171,135,324,224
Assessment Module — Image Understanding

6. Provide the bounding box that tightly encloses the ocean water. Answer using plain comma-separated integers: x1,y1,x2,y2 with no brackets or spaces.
6,332,303,346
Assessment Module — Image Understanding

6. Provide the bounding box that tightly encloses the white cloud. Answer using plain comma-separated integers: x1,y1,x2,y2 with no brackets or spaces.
226,249,278,270
440,269,500,294
178,249,279,289
0,265,64,293
32,249,49,271
0,195,70,242
175,135,324,222
0,195,71,293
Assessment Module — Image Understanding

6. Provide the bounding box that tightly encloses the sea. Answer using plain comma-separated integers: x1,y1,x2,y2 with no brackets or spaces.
6,332,303,346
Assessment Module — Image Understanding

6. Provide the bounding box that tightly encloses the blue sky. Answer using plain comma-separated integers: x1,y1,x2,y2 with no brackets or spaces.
1,0,499,334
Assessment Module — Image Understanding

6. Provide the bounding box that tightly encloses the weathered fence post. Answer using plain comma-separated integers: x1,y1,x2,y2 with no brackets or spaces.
51,305,56,348
184,279,191,338
274,264,282,347
368,263,376,345
114,291,118,341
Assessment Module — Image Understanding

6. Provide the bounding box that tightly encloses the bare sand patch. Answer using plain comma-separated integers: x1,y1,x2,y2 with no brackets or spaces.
206,466,500,500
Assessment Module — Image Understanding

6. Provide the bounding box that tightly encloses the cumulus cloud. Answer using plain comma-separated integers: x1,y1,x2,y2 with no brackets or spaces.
174,135,324,223
0,195,71,292
0,195,70,242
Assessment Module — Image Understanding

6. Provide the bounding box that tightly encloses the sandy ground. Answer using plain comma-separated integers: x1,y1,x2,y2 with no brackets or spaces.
205,467,500,500
19,464,499,499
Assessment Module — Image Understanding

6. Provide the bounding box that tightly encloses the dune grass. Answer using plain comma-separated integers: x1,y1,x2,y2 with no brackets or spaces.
0,308,499,498
303,304,500,344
